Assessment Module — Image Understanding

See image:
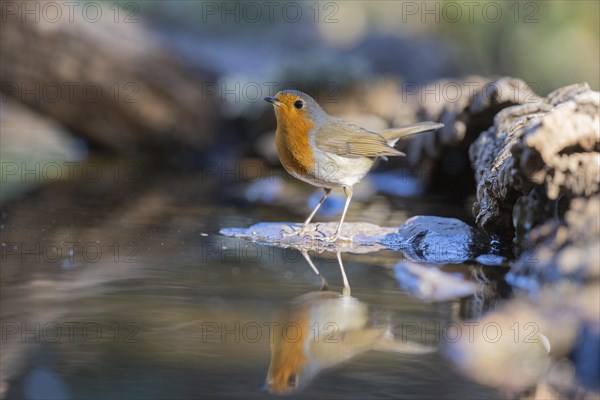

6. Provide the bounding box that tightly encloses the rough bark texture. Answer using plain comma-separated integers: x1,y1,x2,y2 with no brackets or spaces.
450,83,600,397
446,204,600,395
0,1,219,154
469,83,599,241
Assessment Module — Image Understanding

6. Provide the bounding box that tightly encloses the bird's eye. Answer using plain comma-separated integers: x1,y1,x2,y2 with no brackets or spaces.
294,100,304,109
287,375,297,387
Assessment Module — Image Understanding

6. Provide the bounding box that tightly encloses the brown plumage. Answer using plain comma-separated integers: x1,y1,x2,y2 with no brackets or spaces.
265,90,443,242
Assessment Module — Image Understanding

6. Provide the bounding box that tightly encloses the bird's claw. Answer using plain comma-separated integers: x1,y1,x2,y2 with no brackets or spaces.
280,225,353,243
281,229,301,238
321,234,353,243
281,224,319,239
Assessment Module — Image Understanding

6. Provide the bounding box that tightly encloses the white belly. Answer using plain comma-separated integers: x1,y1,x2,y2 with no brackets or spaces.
310,149,373,187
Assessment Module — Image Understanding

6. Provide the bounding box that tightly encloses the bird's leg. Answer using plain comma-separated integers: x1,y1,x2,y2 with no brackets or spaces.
336,250,351,296
300,249,329,291
328,186,353,242
296,188,331,236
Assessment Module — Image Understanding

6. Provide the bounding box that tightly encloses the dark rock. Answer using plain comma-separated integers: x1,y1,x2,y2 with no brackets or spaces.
508,195,600,287
381,216,494,264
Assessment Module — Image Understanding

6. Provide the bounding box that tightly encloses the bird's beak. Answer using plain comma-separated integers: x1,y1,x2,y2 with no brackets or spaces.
264,96,282,106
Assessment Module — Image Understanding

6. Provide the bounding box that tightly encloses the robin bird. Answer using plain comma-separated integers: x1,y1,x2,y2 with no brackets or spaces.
265,90,443,241
264,289,434,394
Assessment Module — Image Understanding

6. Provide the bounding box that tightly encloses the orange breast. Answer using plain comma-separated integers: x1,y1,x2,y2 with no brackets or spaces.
275,111,315,179
267,306,310,393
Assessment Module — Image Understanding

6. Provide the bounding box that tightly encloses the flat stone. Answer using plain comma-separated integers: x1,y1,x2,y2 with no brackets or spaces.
220,217,505,265
219,222,398,254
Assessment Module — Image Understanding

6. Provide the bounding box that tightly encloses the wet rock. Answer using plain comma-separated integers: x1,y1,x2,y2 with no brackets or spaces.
381,216,494,264
443,296,579,394
443,281,600,397
219,218,505,264
219,222,398,254
393,262,479,302
452,82,600,398
446,190,599,397
508,195,600,287
469,83,599,241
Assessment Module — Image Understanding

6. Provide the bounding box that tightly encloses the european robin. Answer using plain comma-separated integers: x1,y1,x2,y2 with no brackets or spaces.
264,289,434,394
265,90,443,241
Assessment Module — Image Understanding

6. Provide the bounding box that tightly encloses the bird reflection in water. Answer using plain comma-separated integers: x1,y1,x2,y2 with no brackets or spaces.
264,249,434,395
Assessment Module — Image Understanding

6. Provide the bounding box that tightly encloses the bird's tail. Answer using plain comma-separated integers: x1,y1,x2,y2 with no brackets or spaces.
379,122,443,147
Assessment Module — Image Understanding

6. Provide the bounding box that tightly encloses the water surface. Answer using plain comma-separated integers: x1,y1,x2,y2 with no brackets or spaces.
1,169,506,399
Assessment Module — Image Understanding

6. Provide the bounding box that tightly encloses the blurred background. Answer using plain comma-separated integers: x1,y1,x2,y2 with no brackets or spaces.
1,1,599,399
1,0,599,202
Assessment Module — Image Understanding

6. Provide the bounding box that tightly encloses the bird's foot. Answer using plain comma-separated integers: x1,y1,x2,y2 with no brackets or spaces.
280,225,302,238
281,224,319,239
322,233,353,243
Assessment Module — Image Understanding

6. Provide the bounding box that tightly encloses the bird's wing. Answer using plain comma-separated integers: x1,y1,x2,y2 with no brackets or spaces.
314,118,405,158
379,122,443,144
